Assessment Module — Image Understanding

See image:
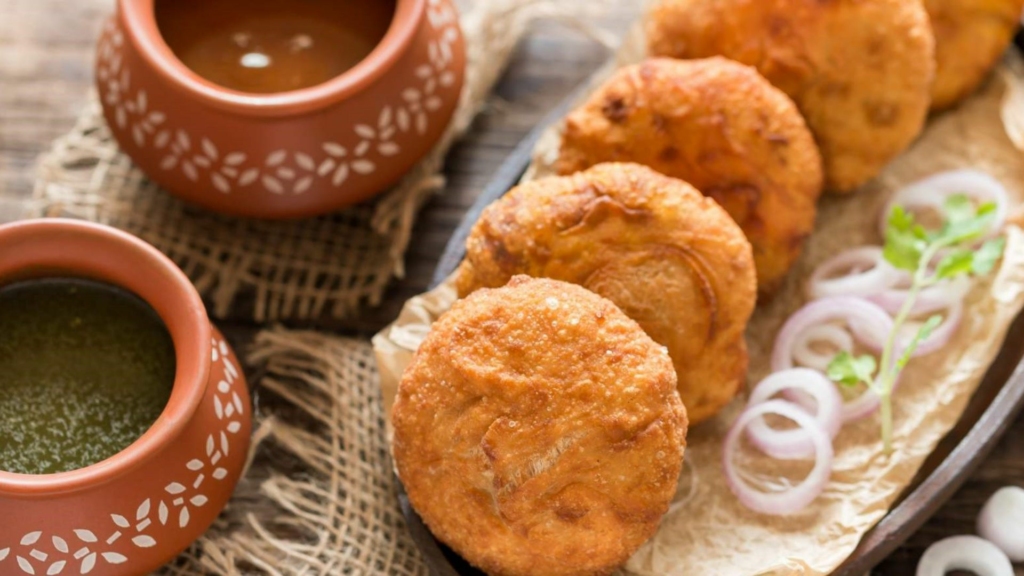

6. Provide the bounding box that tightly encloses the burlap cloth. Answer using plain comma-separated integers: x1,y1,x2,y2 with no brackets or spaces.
25,1,613,574
31,0,609,324
156,330,427,575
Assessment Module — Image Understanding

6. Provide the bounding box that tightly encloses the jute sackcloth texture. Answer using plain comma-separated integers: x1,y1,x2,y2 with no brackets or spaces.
31,0,601,324
156,329,422,576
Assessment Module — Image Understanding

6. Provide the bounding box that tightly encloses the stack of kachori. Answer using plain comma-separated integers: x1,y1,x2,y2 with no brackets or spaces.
390,2,1024,573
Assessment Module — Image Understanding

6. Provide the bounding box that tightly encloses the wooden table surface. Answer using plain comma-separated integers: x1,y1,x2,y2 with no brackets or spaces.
3,0,1023,573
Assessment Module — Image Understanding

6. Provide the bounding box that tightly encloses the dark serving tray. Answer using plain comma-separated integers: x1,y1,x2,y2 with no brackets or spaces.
398,32,1024,575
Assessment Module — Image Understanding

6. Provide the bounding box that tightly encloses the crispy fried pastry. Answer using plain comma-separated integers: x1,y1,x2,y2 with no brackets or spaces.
455,163,757,424
557,57,823,295
926,0,1024,110
645,0,935,193
392,275,687,576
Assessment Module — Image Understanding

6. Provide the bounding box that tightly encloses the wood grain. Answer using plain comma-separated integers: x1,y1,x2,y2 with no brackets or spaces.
3,0,1024,573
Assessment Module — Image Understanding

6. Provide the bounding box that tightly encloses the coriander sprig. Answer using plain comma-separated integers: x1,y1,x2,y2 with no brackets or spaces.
827,195,1005,454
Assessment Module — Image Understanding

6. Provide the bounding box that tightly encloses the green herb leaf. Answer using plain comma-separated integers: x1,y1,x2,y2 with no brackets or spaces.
939,218,992,244
895,315,943,371
827,351,878,387
872,192,1003,454
936,197,995,245
884,206,927,271
972,237,1006,275
889,204,915,232
943,194,975,226
935,249,974,279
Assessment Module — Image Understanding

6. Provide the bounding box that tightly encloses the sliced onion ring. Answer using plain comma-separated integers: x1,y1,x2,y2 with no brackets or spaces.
788,324,883,423
807,246,902,299
723,400,833,515
784,366,884,424
977,486,1024,562
869,275,972,316
916,535,1013,576
784,374,890,423
836,386,883,423
745,369,843,460
771,297,895,372
880,169,1009,239
792,324,854,372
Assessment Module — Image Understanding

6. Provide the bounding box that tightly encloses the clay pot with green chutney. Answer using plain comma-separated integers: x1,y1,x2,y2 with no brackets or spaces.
0,219,251,575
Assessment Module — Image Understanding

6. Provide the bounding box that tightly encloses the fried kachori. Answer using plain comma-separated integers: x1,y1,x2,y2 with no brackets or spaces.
556,57,823,295
392,275,687,576
645,0,935,193
455,162,757,424
926,0,1024,110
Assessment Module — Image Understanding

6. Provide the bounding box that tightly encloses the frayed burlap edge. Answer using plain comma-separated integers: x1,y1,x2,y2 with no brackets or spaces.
32,0,610,324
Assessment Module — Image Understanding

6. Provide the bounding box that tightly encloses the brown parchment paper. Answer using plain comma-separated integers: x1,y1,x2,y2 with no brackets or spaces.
372,35,1024,576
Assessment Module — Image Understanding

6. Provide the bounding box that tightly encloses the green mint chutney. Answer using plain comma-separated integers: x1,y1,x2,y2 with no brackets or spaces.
0,278,176,475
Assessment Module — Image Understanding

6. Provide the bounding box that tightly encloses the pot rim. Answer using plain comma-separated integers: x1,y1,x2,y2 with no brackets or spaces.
0,219,211,496
117,0,426,118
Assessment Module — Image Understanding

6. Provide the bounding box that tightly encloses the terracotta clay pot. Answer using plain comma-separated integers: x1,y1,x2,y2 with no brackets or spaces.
94,0,466,219
0,219,252,576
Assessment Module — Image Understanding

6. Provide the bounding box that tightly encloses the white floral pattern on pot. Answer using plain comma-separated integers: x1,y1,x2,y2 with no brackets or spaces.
95,0,461,197
0,339,246,576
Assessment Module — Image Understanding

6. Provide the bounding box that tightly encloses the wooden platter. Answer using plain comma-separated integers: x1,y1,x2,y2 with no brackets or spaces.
397,35,1024,575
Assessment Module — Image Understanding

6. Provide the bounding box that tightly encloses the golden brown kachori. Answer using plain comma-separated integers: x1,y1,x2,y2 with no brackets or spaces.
557,57,823,295
645,0,936,193
925,0,1024,110
455,163,756,424
392,275,687,576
